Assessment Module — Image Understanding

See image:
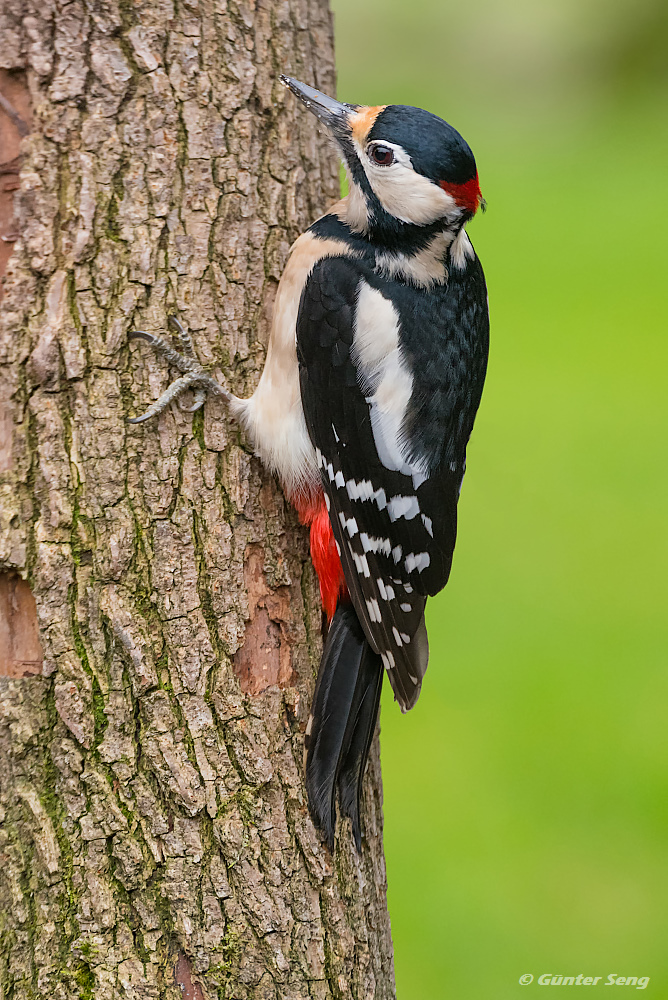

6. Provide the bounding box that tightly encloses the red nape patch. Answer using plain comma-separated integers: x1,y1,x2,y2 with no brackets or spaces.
291,490,347,621
439,173,482,214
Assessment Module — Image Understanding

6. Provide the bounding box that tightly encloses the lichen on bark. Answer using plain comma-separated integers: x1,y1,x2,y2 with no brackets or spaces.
0,1,395,997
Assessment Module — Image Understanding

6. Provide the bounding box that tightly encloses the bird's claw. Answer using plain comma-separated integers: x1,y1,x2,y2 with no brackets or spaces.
128,317,231,424
169,315,198,360
179,386,207,413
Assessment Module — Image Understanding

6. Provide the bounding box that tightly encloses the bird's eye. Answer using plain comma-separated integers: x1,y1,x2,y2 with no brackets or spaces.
369,145,394,166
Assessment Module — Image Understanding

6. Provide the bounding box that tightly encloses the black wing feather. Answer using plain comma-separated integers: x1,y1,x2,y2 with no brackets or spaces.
297,252,487,710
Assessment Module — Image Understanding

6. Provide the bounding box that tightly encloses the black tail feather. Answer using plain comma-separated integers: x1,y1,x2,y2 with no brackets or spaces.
304,603,383,851
336,645,383,850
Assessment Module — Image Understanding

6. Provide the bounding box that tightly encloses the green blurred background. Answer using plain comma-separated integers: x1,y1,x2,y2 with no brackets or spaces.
329,1,668,996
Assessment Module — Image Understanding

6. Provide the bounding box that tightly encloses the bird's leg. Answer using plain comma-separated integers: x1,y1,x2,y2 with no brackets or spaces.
168,317,208,412
127,316,232,424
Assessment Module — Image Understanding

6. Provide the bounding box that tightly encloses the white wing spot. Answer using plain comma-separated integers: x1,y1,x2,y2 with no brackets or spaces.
400,602,412,612
388,494,420,521
405,551,431,573
421,514,433,537
346,478,367,501
360,533,391,556
324,494,330,511
352,551,371,577
381,650,396,671
401,632,411,644
392,545,402,564
332,423,340,442
339,513,359,537
344,478,387,510
334,470,345,488
392,626,403,647
374,487,387,510
366,598,382,623
377,578,396,601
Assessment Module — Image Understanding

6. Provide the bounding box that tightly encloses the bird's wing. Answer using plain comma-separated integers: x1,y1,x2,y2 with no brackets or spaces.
297,254,463,710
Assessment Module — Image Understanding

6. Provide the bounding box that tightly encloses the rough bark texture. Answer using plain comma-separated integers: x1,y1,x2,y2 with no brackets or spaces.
0,2,395,997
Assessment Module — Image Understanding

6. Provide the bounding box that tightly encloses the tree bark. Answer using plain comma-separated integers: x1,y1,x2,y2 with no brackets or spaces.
0,2,395,997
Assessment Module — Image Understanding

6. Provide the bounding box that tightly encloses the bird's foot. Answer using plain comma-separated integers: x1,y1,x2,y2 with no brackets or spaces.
128,316,231,424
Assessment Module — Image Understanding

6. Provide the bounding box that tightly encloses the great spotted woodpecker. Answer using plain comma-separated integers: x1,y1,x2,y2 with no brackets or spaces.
129,77,489,850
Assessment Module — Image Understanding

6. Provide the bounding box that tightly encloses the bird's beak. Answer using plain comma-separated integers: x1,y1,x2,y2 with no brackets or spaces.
280,76,358,134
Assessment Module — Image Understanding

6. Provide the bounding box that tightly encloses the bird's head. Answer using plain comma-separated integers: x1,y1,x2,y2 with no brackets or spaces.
281,76,483,243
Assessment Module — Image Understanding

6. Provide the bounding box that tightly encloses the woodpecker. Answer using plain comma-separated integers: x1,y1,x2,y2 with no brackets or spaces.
128,77,489,850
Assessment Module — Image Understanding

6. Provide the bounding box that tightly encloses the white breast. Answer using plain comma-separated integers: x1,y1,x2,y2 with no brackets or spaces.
233,230,352,498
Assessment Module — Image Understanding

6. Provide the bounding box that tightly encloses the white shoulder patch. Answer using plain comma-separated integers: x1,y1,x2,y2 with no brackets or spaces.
353,282,401,373
352,282,429,488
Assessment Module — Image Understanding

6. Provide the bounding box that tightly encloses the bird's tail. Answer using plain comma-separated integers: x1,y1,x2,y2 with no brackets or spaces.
304,602,383,851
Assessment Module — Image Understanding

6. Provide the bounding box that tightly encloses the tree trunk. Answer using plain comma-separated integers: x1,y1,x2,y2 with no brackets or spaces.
0,2,395,997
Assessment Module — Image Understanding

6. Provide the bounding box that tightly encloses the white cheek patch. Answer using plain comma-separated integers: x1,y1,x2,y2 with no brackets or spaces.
368,163,456,226
354,139,458,226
